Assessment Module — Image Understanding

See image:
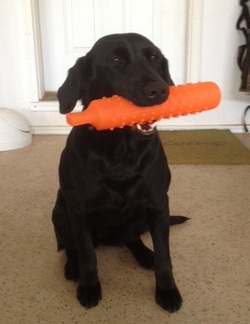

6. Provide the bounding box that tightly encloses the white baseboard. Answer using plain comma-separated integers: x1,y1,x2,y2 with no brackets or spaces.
31,124,249,134
157,125,248,133
31,126,72,135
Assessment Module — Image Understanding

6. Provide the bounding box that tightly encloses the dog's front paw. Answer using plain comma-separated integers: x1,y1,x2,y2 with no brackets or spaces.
155,287,182,313
77,283,102,308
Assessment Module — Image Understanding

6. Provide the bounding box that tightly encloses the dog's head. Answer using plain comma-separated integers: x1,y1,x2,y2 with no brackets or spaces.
58,33,174,134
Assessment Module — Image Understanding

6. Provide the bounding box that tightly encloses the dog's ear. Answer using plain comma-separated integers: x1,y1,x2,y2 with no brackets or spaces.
57,57,88,114
161,57,175,86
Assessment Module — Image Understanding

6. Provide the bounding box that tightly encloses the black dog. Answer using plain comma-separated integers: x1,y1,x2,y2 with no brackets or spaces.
52,33,187,312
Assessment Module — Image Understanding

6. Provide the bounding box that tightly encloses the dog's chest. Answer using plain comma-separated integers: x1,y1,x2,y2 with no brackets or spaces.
64,129,168,211
80,150,156,212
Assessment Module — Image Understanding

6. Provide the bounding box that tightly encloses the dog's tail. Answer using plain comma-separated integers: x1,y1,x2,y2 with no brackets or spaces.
169,216,190,226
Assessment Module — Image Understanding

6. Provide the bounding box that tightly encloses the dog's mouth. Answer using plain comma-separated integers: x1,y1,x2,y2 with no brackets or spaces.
133,121,157,136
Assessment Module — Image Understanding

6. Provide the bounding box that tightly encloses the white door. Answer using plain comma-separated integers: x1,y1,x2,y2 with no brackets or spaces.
38,0,188,93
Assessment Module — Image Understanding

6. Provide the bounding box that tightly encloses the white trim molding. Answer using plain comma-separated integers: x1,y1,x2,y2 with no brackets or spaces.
185,0,203,82
31,124,248,135
26,0,45,102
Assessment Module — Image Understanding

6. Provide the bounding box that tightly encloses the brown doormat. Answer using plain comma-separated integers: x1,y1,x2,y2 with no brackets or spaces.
159,129,250,165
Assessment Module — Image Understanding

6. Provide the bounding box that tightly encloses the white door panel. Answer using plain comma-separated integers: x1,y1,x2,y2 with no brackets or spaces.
38,0,187,92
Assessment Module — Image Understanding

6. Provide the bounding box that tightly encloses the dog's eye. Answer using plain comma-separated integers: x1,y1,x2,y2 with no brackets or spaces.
149,55,158,62
110,57,121,65
108,56,126,69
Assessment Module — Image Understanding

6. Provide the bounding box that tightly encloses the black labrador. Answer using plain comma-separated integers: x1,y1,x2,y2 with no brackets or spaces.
52,33,187,312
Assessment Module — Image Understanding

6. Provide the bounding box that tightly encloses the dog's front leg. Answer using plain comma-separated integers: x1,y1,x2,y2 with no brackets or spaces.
73,222,102,308
148,197,182,312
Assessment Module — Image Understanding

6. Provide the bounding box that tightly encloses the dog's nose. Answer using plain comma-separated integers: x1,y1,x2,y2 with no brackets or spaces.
144,82,169,104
